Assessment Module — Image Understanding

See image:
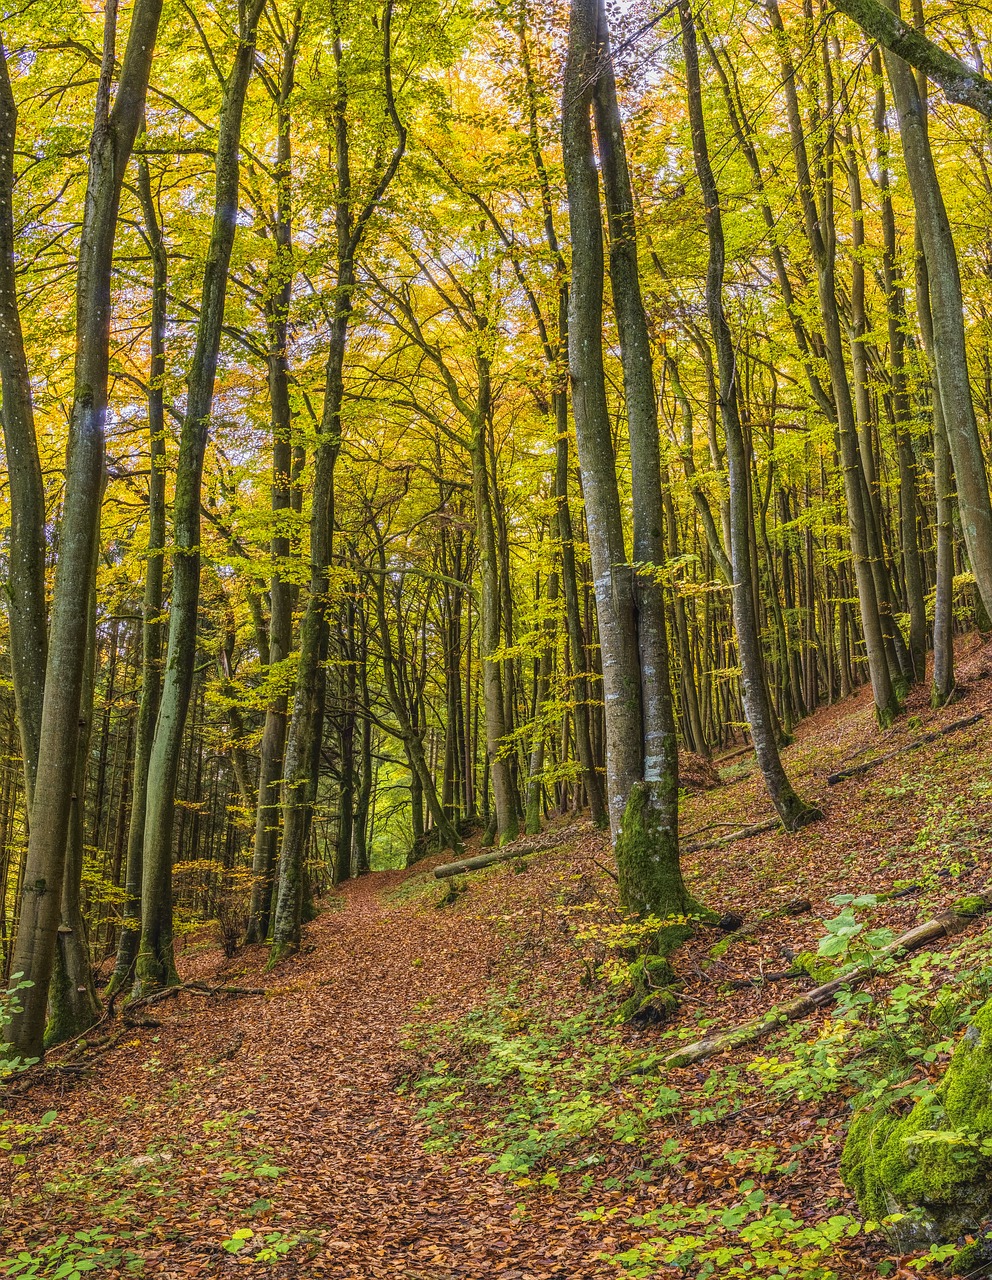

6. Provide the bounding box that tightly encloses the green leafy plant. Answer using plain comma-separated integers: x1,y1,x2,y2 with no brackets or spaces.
816,896,894,963
219,1227,304,1263
0,977,38,1080
0,1229,148,1278
595,1183,861,1279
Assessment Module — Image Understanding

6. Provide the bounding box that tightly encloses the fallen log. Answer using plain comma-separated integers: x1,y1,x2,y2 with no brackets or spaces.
434,842,545,879
827,713,982,784
683,818,781,855
657,888,992,1071
436,816,785,880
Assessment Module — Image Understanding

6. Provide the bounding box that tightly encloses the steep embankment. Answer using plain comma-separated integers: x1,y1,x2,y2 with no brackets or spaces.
5,634,992,1278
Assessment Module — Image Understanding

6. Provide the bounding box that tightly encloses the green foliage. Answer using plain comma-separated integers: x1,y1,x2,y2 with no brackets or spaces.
404,988,683,1179
749,940,992,1107
0,977,38,1079
218,1228,304,1263
0,1230,148,1278
815,895,894,963
0,1107,56,1166
594,1183,862,1279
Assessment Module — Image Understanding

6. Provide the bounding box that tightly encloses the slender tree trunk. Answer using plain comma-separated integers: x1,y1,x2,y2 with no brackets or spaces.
270,5,406,959
873,53,927,682
8,0,164,1058
524,571,558,834
108,149,167,995
136,0,265,991
470,411,519,846
916,237,957,703
767,0,899,726
682,0,820,829
247,23,300,942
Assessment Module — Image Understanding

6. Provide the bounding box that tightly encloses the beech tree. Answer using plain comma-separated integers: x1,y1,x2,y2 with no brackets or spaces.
2,0,992,1058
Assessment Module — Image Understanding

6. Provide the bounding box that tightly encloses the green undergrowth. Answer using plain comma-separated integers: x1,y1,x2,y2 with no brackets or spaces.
0,1072,309,1277
402,887,992,1277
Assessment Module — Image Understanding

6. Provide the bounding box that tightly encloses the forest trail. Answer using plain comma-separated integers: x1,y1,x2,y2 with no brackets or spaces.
4,872,615,1279
9,642,992,1279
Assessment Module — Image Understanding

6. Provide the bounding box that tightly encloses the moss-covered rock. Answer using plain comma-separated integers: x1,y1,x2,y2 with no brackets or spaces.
840,997,992,1254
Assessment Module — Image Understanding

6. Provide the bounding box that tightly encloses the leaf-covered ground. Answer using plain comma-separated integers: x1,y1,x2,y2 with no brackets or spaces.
5,637,992,1279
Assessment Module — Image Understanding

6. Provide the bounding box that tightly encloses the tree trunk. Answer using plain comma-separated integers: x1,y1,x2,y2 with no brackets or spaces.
767,0,899,727
561,0,643,840
7,0,164,1059
591,23,686,911
0,37,47,806
270,5,406,959
108,150,167,995
47,548,102,1046
136,0,265,991
683,0,820,830
882,14,992,623
247,24,300,942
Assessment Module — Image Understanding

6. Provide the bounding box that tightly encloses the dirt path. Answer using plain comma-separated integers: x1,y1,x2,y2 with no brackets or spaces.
8,873,614,1279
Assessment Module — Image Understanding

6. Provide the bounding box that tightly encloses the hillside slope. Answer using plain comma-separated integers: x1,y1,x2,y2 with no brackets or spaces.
5,637,992,1278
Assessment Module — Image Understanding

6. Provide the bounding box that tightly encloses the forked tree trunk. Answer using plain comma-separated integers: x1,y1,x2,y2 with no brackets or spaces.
592,30,685,909
561,0,642,840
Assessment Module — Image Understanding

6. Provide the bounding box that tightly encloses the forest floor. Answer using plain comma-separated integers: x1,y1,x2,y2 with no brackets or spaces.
5,637,992,1279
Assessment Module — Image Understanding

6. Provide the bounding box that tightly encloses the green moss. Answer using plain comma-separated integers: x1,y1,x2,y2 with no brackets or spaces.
792,950,839,985
952,894,987,918
841,997,992,1249
949,1238,992,1275
708,933,735,962
617,781,714,921
620,955,681,1022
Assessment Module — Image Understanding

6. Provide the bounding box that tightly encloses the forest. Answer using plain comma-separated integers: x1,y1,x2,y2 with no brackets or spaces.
3,0,992,1274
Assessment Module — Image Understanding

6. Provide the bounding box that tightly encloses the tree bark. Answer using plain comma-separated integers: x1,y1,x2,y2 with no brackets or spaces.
270,2,406,959
682,1,820,830
108,148,167,995
136,0,266,991
0,37,46,805
561,0,642,839
247,19,300,942
881,13,992,624
8,0,164,1059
